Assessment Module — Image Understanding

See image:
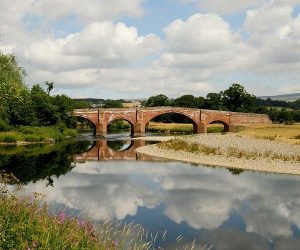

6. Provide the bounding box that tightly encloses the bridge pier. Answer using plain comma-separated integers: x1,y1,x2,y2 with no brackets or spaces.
133,122,145,137
198,122,207,133
95,122,107,136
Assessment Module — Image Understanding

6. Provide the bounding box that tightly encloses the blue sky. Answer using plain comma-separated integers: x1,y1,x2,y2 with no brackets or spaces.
0,0,300,98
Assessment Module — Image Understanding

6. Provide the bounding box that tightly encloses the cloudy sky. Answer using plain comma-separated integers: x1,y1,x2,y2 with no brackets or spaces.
0,0,300,98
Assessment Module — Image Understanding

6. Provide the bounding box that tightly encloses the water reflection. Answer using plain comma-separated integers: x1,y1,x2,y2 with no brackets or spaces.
2,139,300,249
0,139,160,185
0,141,92,185
17,161,300,249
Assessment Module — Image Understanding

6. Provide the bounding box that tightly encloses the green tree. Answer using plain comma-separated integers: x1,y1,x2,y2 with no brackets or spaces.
173,95,204,108
204,92,224,110
103,100,123,108
145,94,170,107
0,52,34,125
31,85,59,126
222,83,256,112
45,81,54,95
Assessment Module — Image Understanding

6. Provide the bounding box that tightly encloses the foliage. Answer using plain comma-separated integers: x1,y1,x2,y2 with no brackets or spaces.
173,95,204,108
145,94,170,107
103,99,123,108
0,127,77,144
107,120,130,132
222,83,256,112
143,83,300,123
0,193,151,250
0,52,78,129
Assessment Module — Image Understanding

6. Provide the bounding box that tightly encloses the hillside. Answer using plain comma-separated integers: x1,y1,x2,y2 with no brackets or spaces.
260,93,300,102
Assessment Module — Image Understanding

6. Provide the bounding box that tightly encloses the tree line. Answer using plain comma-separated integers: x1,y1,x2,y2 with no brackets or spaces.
142,84,300,123
0,53,77,131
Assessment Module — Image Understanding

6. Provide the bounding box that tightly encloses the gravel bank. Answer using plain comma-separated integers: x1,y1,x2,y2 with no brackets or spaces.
136,134,300,175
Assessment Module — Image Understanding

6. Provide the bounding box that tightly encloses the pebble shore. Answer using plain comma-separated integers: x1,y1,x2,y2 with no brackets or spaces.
136,134,300,175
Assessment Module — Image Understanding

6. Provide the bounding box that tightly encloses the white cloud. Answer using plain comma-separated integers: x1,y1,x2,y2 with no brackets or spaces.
0,0,144,26
1,0,300,97
179,0,300,15
21,22,161,72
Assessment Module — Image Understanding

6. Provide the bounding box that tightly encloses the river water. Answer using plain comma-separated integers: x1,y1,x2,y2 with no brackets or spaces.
1,133,300,249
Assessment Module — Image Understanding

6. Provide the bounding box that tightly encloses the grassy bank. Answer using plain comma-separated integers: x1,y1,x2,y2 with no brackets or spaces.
136,133,300,175
0,190,151,250
236,123,300,144
146,122,224,134
0,126,77,144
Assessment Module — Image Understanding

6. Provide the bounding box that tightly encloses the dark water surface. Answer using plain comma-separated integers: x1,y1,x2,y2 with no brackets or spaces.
1,133,300,249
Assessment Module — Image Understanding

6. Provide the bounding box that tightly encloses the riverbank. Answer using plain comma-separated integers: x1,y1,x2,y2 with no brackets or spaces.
0,189,151,250
136,133,300,175
0,126,77,145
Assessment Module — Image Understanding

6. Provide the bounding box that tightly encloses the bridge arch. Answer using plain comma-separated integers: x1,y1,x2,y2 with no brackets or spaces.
107,118,135,135
107,140,134,152
207,120,230,132
73,114,97,135
145,111,200,134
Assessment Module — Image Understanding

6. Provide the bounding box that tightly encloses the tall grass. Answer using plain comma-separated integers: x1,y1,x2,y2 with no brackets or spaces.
0,126,77,144
0,191,149,249
158,139,300,162
0,187,208,250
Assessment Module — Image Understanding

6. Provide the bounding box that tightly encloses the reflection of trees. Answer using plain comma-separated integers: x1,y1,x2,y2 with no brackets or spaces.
0,141,92,186
227,168,244,175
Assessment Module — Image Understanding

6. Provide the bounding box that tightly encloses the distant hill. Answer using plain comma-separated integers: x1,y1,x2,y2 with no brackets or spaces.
260,93,300,102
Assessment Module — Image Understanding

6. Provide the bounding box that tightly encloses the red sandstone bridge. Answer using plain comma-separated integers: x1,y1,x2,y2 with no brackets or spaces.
72,107,271,136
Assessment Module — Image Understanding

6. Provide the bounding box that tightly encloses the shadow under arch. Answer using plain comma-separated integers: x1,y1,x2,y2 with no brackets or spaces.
74,115,97,135
146,112,199,134
107,118,135,135
208,120,230,132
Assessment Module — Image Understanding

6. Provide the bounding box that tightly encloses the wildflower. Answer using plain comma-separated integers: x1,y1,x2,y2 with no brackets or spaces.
57,211,66,224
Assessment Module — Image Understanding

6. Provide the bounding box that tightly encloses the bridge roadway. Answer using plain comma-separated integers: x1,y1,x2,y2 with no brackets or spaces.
72,107,271,136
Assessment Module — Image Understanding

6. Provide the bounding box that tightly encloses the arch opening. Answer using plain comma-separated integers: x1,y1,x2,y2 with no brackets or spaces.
107,140,134,152
75,116,97,136
107,119,134,135
208,120,230,133
145,112,198,134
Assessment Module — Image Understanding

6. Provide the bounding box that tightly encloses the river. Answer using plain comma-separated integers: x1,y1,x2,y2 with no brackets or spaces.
1,132,300,249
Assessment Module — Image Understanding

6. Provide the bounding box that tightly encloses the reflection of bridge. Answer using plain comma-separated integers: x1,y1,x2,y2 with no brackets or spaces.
73,140,160,162
72,107,271,136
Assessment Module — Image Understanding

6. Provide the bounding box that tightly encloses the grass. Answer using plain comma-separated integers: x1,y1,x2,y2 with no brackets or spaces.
0,126,77,144
0,185,207,250
0,189,150,250
237,123,300,144
157,138,300,162
147,122,226,134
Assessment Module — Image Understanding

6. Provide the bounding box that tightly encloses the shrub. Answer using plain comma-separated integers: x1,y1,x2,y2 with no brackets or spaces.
0,132,24,143
0,120,11,132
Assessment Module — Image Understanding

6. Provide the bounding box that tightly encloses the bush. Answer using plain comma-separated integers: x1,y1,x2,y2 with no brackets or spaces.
24,134,45,142
0,120,11,132
0,132,24,143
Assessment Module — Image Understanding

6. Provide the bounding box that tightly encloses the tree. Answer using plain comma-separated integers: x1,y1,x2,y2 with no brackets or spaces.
45,81,54,95
173,95,204,108
0,52,31,124
103,100,123,108
222,83,256,112
145,94,170,107
204,92,224,110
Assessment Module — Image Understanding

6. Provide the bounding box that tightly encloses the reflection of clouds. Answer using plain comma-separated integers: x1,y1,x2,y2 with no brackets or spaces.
21,161,300,241
164,189,231,229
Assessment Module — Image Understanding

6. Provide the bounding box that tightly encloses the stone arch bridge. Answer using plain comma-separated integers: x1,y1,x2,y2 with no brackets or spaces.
72,107,271,136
